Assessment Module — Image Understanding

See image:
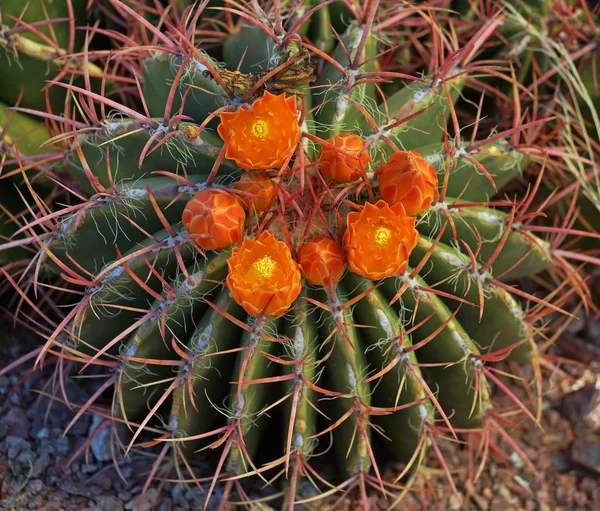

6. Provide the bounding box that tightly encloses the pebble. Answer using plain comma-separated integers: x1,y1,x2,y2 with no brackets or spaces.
90,415,112,462
6,435,31,460
27,479,44,495
35,426,50,439
550,451,572,472
56,435,70,456
16,449,35,465
59,478,93,498
94,471,114,492
571,439,600,473
125,488,158,511
82,463,99,474
0,421,9,442
5,407,30,439
95,495,125,511
31,452,51,478
118,491,133,501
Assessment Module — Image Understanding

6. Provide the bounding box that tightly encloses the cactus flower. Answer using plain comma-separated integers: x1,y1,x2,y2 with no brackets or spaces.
298,236,346,287
344,200,418,280
182,189,245,250
218,91,300,170
233,173,277,212
377,150,438,216
318,132,371,184
226,231,302,316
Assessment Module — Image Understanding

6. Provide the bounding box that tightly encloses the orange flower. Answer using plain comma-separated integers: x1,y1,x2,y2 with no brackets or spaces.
233,173,276,212
182,189,245,251
377,150,438,216
226,231,302,316
218,91,300,171
319,133,370,184
299,236,346,287
344,201,418,280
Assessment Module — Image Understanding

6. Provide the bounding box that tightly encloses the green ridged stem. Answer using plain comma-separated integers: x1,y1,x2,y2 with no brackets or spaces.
417,140,527,200
0,0,87,48
318,287,372,478
362,75,465,154
172,288,246,456
0,103,51,157
282,290,318,459
344,274,433,463
68,227,199,355
314,22,379,137
71,121,234,193
141,52,226,123
44,175,207,274
381,275,489,429
226,318,282,474
223,25,278,75
410,236,533,363
419,200,552,280
117,251,230,422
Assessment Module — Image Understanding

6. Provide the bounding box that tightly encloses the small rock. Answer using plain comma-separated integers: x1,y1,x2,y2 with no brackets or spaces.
574,490,588,507
4,407,30,439
27,496,46,509
94,472,113,492
16,450,35,465
571,439,600,473
59,479,93,498
120,466,133,479
0,422,9,441
81,463,99,474
89,415,112,462
585,320,600,345
55,435,70,456
67,419,90,437
49,490,69,502
35,427,50,440
90,485,105,496
118,491,132,501
6,435,31,460
579,477,597,493
31,452,51,478
550,451,572,472
27,479,44,495
560,387,596,424
159,497,173,511
95,495,125,511
126,488,158,511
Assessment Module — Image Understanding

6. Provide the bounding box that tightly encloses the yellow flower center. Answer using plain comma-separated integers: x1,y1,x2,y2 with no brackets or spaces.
252,256,276,280
251,120,269,139
374,226,392,246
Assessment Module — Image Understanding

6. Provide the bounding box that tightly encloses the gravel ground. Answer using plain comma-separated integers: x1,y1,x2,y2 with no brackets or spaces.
0,315,598,511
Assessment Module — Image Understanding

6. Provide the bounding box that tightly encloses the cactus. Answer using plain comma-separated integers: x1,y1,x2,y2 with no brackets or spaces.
1,0,598,508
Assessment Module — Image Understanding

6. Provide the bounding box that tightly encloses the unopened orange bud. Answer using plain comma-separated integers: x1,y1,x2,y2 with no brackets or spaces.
319,133,370,184
234,173,276,212
377,150,438,216
299,236,346,287
182,189,245,251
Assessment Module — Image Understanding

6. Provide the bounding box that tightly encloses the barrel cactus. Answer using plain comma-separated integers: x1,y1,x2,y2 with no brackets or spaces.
1,0,595,508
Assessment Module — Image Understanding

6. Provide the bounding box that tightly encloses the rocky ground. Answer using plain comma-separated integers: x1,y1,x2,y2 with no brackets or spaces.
0,314,598,511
